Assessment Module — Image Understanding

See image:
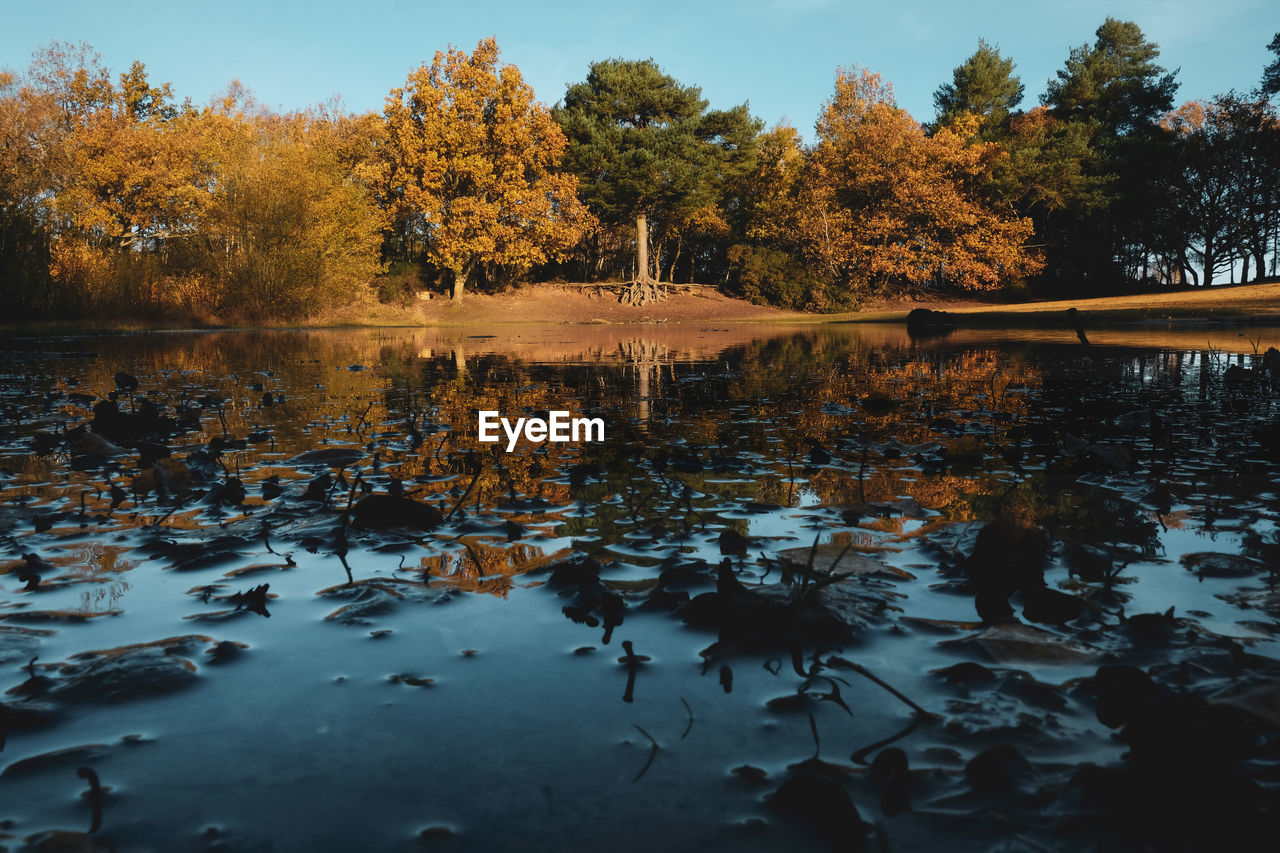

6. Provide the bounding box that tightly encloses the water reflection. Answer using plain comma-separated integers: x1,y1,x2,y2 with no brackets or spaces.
0,324,1278,851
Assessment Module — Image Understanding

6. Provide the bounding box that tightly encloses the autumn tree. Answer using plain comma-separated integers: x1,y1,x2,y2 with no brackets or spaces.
383,38,589,302
0,68,57,315
795,68,1040,295
554,59,759,283
0,44,211,312
932,39,1024,140
53,65,204,253
182,97,388,319
728,123,839,309
1,42,390,321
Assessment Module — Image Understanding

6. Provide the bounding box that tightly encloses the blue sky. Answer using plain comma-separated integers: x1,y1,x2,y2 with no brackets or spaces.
2,1,1274,138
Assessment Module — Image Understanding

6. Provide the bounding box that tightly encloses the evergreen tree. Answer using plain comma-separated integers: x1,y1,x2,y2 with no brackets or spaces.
932,39,1023,140
554,59,758,283
1263,33,1280,97
1044,17,1178,138
1039,18,1179,291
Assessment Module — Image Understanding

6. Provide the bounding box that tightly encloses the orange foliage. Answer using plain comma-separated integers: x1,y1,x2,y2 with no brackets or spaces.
800,68,1042,292
383,38,592,299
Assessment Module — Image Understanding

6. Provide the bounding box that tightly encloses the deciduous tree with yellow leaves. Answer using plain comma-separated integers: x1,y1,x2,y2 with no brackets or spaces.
383,38,590,302
799,67,1041,294
183,95,388,319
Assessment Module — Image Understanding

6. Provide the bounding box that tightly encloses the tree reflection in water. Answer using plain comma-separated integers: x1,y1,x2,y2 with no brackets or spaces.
0,325,1278,851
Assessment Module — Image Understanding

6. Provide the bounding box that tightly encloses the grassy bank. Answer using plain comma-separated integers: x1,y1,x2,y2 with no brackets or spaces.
4,282,1278,335
836,281,1280,326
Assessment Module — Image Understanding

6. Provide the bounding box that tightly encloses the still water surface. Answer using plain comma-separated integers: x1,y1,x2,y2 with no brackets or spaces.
1,324,1277,851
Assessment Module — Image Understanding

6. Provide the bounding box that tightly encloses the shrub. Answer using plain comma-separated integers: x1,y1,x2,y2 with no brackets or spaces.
726,244,849,311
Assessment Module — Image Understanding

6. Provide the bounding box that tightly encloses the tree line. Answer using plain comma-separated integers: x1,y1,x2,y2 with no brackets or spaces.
2,20,1278,321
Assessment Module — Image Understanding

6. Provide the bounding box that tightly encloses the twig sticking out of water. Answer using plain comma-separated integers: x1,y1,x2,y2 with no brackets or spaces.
858,442,869,504
439,534,487,578
148,493,196,527
786,448,796,506
827,656,935,719
352,401,375,441
77,766,104,834
1067,308,1091,346
343,469,363,516
800,674,853,716
446,453,483,522
618,640,651,703
632,725,660,782
680,697,694,741
850,714,923,765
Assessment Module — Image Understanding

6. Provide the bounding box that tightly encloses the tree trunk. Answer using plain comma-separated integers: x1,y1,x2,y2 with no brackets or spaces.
451,260,475,302
667,233,682,283
636,213,654,283
1180,247,1198,286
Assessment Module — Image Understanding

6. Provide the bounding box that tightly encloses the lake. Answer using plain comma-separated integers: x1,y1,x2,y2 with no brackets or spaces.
2,323,1278,851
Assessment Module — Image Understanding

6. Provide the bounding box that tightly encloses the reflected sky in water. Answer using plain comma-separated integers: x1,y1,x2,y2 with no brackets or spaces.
1,324,1277,851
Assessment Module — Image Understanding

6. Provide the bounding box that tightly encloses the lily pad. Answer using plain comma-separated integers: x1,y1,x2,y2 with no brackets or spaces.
1181,552,1267,578
17,635,228,703
2,744,107,779
0,625,52,665
777,545,909,578
318,579,453,624
941,622,1105,665
289,447,364,468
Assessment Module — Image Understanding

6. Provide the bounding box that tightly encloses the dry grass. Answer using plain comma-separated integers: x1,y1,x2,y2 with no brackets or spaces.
960,282,1280,316
840,282,1280,324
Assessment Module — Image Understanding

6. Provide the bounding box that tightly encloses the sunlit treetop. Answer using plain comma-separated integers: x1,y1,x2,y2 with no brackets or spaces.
932,39,1024,141
383,38,591,300
1043,17,1179,137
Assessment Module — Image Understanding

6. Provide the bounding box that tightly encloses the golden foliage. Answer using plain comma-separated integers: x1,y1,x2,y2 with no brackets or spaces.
383,38,592,297
798,68,1042,292
186,108,388,318
54,99,204,249
6,43,1066,320
48,237,111,304
1,46,388,320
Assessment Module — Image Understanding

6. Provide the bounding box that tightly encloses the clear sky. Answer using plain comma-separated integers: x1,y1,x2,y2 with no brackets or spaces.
2,1,1274,138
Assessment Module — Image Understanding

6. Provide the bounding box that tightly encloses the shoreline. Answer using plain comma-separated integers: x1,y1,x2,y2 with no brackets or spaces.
3,281,1278,336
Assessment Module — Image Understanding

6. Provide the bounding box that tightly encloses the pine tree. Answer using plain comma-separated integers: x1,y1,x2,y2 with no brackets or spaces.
1044,17,1178,139
932,39,1023,140
1263,33,1280,96
1039,18,1180,290
554,59,758,283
